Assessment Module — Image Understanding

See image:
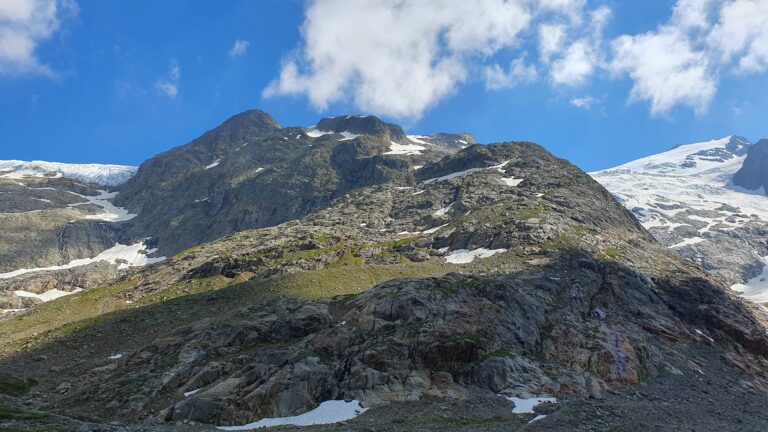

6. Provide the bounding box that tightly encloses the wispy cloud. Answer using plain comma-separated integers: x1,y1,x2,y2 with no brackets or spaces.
154,59,180,100
570,96,596,109
229,39,249,57
484,58,537,90
0,0,78,77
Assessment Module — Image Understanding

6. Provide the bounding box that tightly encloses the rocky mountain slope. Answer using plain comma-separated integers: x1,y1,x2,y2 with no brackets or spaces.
0,162,161,313
1,121,768,431
114,110,475,257
592,136,768,304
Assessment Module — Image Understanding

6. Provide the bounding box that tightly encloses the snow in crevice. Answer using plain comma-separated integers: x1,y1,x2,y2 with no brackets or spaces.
205,159,222,170
184,388,202,397
217,400,367,430
444,248,507,264
384,141,426,156
0,242,166,280
433,203,454,217
0,160,136,186
67,190,136,222
670,237,705,248
423,161,510,185
406,135,430,145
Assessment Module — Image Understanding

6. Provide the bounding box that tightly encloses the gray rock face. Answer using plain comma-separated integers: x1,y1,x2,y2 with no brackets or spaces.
113,110,468,257
734,139,768,191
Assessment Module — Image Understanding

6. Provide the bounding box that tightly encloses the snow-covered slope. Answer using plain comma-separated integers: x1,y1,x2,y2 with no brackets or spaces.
0,160,137,186
592,136,768,303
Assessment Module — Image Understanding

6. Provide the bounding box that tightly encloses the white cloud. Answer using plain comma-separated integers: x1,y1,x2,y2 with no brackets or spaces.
610,28,715,116
264,0,581,119
538,24,567,62
551,39,597,86
0,0,77,77
570,95,596,108
155,59,180,100
484,58,538,90
607,0,768,116
229,39,249,57
267,0,768,119
707,0,768,73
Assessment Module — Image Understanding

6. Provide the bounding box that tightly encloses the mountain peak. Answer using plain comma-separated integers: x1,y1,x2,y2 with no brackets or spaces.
221,109,282,130
316,115,406,140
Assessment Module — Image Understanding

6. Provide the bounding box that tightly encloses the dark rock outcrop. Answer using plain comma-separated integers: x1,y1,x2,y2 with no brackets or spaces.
734,139,768,191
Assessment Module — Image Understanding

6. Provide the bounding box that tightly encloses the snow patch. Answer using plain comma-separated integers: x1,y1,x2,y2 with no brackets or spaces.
406,135,430,145
68,190,136,222
15,288,83,302
0,242,166,280
184,388,202,397
205,159,222,170
445,248,507,264
108,353,123,360
384,141,425,156
500,177,524,187
217,400,367,430
732,256,768,303
423,161,510,184
338,132,360,141
423,224,448,234
670,237,705,248
505,396,558,414
433,203,454,217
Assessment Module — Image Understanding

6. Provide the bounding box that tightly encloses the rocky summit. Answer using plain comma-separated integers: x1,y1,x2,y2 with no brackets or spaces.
1,111,768,431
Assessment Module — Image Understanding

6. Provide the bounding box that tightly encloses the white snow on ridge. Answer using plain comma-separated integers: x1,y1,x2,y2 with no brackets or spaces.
384,141,426,156
0,160,137,186
445,248,507,264
217,400,367,430
304,128,361,141
0,242,166,280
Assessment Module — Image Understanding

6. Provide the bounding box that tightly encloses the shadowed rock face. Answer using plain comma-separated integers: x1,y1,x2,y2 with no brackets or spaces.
734,139,768,192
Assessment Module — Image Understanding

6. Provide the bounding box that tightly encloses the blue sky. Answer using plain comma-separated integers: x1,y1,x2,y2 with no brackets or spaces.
1,0,767,171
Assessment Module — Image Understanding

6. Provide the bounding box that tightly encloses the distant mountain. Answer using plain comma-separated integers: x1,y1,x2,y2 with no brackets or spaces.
0,160,136,187
592,136,768,302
